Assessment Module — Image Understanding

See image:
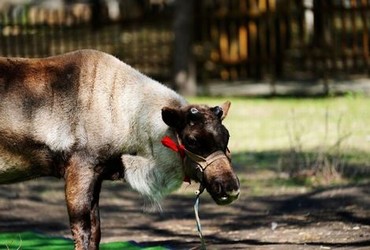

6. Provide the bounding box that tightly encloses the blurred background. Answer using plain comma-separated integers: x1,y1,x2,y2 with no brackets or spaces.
1,0,370,96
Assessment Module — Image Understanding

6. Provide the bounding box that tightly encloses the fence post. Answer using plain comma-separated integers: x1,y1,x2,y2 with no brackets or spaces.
313,0,331,95
91,0,105,30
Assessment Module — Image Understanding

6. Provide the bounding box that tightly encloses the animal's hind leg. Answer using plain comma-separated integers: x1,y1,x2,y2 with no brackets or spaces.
64,154,102,250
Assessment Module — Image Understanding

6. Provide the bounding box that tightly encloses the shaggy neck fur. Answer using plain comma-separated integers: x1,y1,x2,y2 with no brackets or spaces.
108,55,187,204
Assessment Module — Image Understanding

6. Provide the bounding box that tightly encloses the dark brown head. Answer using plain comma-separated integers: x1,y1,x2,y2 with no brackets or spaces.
162,101,240,205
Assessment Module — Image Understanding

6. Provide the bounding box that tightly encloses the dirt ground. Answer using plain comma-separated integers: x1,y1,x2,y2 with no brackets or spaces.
0,174,369,250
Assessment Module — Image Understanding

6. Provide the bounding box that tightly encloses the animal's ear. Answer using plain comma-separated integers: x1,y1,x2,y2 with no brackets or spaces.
220,101,231,120
162,107,185,129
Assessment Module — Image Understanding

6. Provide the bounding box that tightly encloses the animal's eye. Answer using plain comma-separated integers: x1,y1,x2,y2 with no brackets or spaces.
188,107,202,123
190,107,199,115
185,137,198,148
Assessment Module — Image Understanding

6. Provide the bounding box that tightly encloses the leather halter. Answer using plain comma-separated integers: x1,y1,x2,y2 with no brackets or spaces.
161,134,231,249
161,134,231,183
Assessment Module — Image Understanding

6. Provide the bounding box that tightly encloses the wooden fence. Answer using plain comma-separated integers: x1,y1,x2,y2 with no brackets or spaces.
0,1,173,81
0,0,369,85
194,0,370,82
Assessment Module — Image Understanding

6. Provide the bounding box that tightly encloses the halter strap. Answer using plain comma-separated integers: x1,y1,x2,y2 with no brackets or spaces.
184,148,228,172
161,134,231,183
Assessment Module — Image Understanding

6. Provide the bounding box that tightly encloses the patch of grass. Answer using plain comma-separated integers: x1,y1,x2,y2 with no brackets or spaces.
189,95,370,183
0,231,166,250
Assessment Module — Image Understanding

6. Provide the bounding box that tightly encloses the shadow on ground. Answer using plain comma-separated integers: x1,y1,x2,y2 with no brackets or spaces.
0,174,369,249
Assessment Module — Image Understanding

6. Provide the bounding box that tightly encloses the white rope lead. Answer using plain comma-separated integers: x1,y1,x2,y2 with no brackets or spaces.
194,185,206,250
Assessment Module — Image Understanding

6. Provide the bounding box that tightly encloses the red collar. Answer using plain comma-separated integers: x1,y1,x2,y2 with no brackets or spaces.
161,136,191,183
161,136,185,158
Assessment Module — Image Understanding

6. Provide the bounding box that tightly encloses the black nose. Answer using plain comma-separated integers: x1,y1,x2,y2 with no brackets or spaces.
211,178,240,200
226,176,240,193
213,180,224,195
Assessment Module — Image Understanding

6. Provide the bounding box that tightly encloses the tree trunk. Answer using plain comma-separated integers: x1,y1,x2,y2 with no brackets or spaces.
173,0,196,96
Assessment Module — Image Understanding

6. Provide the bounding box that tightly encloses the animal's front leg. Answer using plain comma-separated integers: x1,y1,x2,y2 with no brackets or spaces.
89,180,102,249
64,155,102,250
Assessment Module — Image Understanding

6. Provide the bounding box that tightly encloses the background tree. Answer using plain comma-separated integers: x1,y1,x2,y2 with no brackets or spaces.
172,0,196,96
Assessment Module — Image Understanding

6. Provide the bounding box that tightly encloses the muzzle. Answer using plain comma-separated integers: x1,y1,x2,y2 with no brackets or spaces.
162,134,239,206
161,135,231,184
183,148,231,184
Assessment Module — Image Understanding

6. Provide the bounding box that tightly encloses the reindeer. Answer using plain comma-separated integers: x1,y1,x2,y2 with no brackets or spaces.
0,49,240,250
